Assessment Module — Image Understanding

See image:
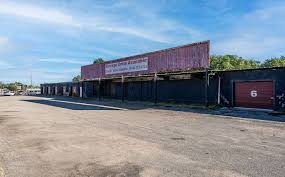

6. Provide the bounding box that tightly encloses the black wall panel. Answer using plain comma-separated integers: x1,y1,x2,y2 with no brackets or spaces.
40,68,285,111
220,68,285,110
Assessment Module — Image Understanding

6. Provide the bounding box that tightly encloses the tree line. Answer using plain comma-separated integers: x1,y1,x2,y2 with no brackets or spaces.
210,55,285,70
0,82,23,91
0,82,39,92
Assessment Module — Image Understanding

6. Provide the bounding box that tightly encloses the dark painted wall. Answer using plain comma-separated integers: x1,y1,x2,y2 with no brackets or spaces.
79,77,215,104
41,77,218,104
83,81,93,98
41,68,285,111
220,68,285,111
156,77,218,104
41,82,81,97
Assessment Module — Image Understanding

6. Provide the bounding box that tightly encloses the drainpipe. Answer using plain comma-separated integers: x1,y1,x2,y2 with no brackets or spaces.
121,76,124,102
217,76,221,105
154,73,158,104
98,78,101,101
205,69,209,107
82,81,85,99
140,78,143,101
80,81,83,98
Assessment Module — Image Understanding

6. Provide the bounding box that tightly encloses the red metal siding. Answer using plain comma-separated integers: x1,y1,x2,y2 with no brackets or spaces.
235,81,273,109
81,41,209,79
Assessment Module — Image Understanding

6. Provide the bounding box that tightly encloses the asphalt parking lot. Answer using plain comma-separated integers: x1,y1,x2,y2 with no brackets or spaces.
0,96,284,177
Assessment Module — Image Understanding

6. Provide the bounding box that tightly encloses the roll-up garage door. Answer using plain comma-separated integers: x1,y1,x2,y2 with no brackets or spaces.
234,81,273,109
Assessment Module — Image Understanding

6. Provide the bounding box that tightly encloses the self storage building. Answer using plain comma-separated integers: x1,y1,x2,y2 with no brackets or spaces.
41,67,285,111
40,41,285,111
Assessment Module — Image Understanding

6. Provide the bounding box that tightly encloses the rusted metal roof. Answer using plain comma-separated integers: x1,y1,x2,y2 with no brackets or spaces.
81,40,210,79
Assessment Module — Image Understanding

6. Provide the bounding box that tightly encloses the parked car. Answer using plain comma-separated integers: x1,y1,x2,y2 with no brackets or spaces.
3,91,15,96
26,89,41,96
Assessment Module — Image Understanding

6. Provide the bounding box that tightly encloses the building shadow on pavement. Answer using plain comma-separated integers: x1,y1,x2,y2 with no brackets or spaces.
27,95,285,122
21,99,121,110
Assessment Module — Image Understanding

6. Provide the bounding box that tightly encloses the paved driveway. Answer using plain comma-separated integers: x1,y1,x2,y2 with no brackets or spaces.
0,96,284,177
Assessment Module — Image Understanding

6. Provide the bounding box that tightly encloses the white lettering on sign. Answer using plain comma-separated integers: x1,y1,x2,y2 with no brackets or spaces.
250,90,257,97
105,57,148,75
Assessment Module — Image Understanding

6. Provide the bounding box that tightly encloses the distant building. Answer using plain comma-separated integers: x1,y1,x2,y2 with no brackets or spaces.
16,85,22,91
0,88,8,96
22,85,27,91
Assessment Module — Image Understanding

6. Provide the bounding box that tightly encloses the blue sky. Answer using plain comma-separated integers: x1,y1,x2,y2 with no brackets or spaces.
0,0,284,84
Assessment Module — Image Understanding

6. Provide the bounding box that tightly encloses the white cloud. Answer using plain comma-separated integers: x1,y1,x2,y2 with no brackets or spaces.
213,2,285,59
0,37,10,52
200,0,233,17
0,60,14,69
38,58,89,65
93,47,125,57
32,68,80,84
0,37,8,45
95,26,169,44
0,1,202,44
0,1,81,27
0,66,79,84
244,4,285,23
215,36,283,58
0,1,167,43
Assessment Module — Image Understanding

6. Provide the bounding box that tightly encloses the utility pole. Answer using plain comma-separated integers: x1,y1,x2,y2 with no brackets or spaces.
30,72,33,88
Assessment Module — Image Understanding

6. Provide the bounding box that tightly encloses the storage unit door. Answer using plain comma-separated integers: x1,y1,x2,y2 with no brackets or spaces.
234,81,273,109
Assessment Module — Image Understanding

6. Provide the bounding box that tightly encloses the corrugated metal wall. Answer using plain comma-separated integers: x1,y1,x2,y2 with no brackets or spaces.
81,41,209,79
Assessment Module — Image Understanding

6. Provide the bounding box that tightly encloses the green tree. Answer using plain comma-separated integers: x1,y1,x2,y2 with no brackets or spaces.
93,58,105,64
210,55,259,70
0,81,4,89
260,57,285,68
28,85,39,89
14,82,23,86
72,75,81,82
6,83,17,91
